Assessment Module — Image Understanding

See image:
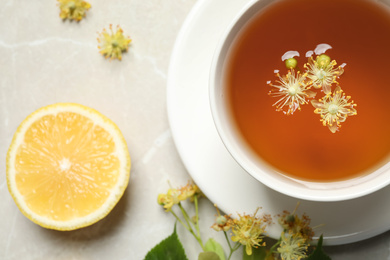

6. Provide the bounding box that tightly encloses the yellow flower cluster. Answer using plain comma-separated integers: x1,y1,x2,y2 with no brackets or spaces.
269,51,357,133
57,0,91,21
97,25,132,61
212,207,272,256
276,204,314,260
157,181,319,259
57,2,133,60
278,210,314,242
231,208,272,255
305,56,344,95
157,182,201,212
277,232,308,260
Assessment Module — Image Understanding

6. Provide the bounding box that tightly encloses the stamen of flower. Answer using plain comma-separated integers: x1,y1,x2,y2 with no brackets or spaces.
328,104,339,114
288,86,297,95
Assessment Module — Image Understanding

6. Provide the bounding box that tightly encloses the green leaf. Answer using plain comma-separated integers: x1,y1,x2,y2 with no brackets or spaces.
305,235,332,260
198,251,221,260
243,246,267,260
204,238,226,260
144,225,188,260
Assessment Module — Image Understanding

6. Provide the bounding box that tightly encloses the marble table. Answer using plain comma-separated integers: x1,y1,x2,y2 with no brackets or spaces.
1,0,389,259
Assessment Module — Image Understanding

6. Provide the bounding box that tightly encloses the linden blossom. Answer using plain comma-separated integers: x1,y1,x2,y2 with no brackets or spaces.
268,69,316,115
57,0,91,21
230,208,272,256
311,86,357,133
277,232,309,260
304,54,344,95
97,25,132,61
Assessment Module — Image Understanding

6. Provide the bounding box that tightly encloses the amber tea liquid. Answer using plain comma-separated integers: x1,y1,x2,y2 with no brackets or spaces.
227,0,390,181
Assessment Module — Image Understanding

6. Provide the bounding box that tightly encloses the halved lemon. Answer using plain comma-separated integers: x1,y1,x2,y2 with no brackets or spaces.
6,103,131,231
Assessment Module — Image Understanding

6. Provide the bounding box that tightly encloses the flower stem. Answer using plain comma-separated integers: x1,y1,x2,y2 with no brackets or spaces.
224,231,241,260
194,195,201,237
227,243,241,260
178,202,205,251
224,231,233,250
170,210,190,231
179,203,193,231
266,238,281,259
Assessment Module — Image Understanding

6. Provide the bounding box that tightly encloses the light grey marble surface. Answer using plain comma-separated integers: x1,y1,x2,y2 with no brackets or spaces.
0,0,389,259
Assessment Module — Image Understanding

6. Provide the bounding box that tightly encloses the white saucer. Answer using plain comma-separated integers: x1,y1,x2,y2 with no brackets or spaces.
167,0,390,245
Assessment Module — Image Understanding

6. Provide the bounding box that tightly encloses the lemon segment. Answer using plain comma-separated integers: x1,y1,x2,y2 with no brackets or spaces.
6,103,131,230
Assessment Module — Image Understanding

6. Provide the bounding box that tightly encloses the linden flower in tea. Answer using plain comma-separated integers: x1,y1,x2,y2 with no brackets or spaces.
57,0,91,21
269,69,316,115
97,25,132,60
311,86,357,133
304,54,344,94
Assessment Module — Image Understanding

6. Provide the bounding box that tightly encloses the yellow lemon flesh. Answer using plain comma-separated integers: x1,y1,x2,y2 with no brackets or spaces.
6,103,131,231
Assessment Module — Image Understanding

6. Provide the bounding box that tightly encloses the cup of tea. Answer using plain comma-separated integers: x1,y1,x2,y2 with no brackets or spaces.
209,0,390,201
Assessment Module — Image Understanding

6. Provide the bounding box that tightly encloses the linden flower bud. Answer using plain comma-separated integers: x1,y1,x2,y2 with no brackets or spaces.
316,54,331,68
211,215,233,231
211,205,234,232
285,58,298,69
285,214,295,226
216,215,227,225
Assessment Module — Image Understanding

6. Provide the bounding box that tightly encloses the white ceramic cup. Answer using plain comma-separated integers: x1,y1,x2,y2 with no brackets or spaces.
209,0,390,201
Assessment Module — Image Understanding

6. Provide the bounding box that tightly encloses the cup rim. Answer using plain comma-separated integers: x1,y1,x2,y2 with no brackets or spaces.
208,0,390,202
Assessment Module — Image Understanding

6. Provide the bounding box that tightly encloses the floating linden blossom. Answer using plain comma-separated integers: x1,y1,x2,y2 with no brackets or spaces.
311,86,357,133
97,25,132,60
268,69,316,115
304,54,344,94
57,0,91,21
